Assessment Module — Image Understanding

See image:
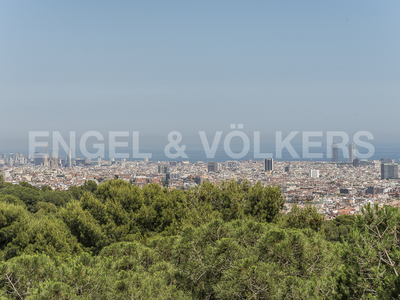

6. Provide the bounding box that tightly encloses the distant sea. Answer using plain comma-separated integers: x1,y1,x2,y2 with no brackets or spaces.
1,141,399,163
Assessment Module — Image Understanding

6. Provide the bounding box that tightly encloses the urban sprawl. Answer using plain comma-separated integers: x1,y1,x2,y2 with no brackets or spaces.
1,143,399,220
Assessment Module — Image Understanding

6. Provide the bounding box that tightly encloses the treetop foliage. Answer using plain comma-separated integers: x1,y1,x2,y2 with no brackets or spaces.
0,178,398,299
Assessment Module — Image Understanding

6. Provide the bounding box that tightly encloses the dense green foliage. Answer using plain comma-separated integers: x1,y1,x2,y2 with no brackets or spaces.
337,204,400,299
0,179,398,299
322,214,356,242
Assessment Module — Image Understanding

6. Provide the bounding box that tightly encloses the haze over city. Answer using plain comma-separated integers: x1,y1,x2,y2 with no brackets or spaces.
1,0,399,156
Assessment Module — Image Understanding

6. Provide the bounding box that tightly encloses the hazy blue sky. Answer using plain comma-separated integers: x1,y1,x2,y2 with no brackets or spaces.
0,0,399,150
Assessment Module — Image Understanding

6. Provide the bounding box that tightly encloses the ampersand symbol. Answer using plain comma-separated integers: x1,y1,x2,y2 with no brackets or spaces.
164,131,188,159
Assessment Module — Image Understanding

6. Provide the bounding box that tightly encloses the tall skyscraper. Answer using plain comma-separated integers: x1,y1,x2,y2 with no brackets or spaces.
309,169,319,178
208,162,219,172
348,143,356,163
43,154,49,168
264,158,273,171
331,143,339,162
389,163,398,179
381,163,399,180
158,164,169,174
166,171,180,182
67,148,73,168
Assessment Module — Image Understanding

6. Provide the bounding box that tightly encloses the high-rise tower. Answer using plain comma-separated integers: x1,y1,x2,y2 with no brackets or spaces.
264,158,273,171
381,163,399,180
331,143,339,162
67,148,73,168
208,162,219,172
348,143,356,163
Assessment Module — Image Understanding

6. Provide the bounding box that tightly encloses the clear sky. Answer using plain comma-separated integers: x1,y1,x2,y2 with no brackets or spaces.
0,0,399,151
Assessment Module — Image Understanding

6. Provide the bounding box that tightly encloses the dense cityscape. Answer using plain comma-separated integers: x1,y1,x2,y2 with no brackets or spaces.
2,142,399,220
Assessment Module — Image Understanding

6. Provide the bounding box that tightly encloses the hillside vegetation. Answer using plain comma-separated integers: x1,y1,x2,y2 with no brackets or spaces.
0,177,398,299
